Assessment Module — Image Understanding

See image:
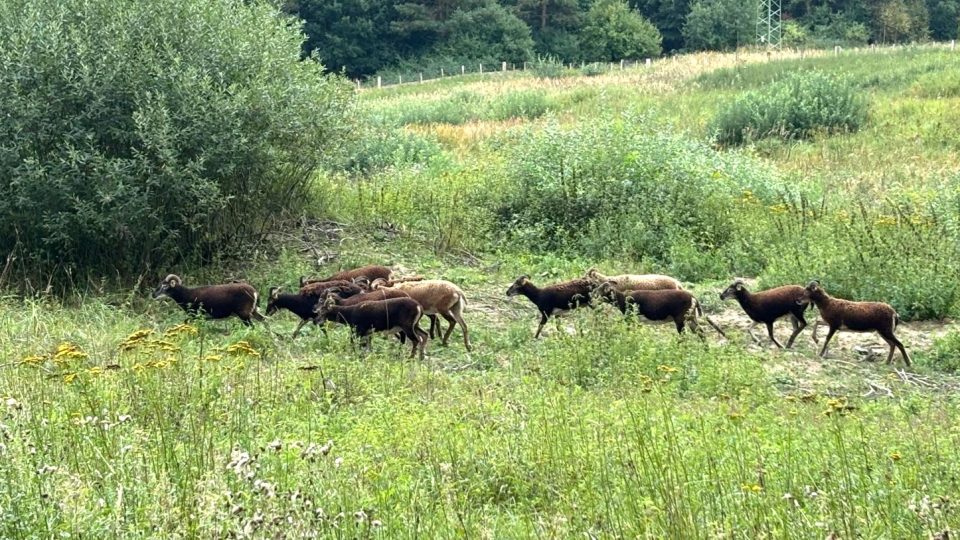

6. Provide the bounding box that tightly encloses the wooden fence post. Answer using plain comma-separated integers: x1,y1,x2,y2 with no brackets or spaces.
377,76,381,88
502,61,507,72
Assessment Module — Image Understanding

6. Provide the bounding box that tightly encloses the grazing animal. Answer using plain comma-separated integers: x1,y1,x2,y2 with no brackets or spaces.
299,279,366,299
301,265,392,287
596,281,725,337
152,274,264,326
720,279,809,348
506,275,594,338
315,296,427,360
325,287,413,343
372,278,471,351
798,281,910,366
265,287,322,338
584,268,682,292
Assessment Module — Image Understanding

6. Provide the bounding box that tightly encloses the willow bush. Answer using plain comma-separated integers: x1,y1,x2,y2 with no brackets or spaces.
0,0,353,285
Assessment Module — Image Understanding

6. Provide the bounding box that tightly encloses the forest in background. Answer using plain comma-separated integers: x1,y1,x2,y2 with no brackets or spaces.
284,0,960,77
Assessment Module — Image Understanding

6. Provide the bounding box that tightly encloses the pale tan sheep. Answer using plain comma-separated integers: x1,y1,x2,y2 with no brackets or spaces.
372,278,471,351
584,268,682,292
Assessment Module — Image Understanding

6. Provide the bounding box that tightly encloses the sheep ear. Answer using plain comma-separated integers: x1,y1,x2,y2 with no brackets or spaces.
735,282,743,291
269,287,281,300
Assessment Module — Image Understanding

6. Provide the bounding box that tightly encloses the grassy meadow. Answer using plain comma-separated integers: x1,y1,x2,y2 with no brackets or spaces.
3,45,960,538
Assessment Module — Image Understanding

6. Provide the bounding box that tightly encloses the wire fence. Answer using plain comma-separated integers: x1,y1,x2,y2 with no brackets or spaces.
356,58,654,90
356,40,959,91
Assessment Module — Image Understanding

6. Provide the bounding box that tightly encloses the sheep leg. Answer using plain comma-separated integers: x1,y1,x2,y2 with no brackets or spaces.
674,317,685,335
818,326,838,358
439,312,457,347
881,332,911,366
746,322,763,345
239,316,253,327
413,322,428,360
451,301,471,351
785,314,807,348
403,326,419,359
687,316,707,340
534,312,549,339
811,319,821,344
766,322,785,349
291,319,309,338
427,314,440,339
703,316,725,338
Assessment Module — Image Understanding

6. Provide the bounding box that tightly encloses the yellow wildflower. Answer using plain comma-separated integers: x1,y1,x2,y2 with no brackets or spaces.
164,324,198,339
657,364,678,374
118,329,153,351
889,451,902,461
204,355,223,363
19,355,47,366
54,343,88,363
741,483,763,493
226,341,261,358
63,372,78,384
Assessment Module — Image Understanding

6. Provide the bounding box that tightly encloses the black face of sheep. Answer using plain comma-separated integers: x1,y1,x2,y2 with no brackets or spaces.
265,287,282,316
593,281,620,303
505,275,530,297
719,279,746,301
152,274,182,299
798,280,823,306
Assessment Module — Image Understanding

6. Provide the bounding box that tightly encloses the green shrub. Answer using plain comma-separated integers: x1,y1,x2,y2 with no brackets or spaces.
923,330,960,373
490,91,552,121
530,55,568,79
580,63,608,77
490,115,789,281
760,191,960,320
0,0,353,283
711,71,868,146
911,70,960,98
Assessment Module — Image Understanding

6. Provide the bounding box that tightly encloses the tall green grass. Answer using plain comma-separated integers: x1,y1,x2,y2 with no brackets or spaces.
1,294,958,537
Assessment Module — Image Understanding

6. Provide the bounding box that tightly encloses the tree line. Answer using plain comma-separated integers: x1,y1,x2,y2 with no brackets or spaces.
282,0,960,77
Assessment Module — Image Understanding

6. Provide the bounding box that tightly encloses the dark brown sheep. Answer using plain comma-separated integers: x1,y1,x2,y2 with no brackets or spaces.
720,279,810,348
799,281,910,365
506,275,594,338
152,274,264,326
596,282,725,337
315,296,427,360
265,287,322,338
300,265,392,287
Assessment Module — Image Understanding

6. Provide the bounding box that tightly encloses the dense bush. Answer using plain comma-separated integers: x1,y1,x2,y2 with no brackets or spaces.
490,115,789,280
924,330,960,373
711,71,868,146
760,186,960,320
683,0,756,51
580,0,662,61
0,0,353,283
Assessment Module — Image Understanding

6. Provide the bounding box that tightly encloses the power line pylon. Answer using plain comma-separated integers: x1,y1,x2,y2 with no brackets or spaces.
757,0,782,49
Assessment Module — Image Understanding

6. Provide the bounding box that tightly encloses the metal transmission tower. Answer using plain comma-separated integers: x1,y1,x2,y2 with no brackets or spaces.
756,0,782,49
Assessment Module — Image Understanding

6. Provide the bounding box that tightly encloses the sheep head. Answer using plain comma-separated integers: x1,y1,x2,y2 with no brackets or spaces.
506,275,530,297
314,294,338,320
265,287,283,315
798,280,824,305
152,274,182,299
719,279,747,301
584,268,604,282
370,278,391,290
593,281,620,303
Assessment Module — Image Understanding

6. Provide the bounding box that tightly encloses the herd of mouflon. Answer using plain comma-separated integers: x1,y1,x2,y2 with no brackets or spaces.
152,265,911,366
